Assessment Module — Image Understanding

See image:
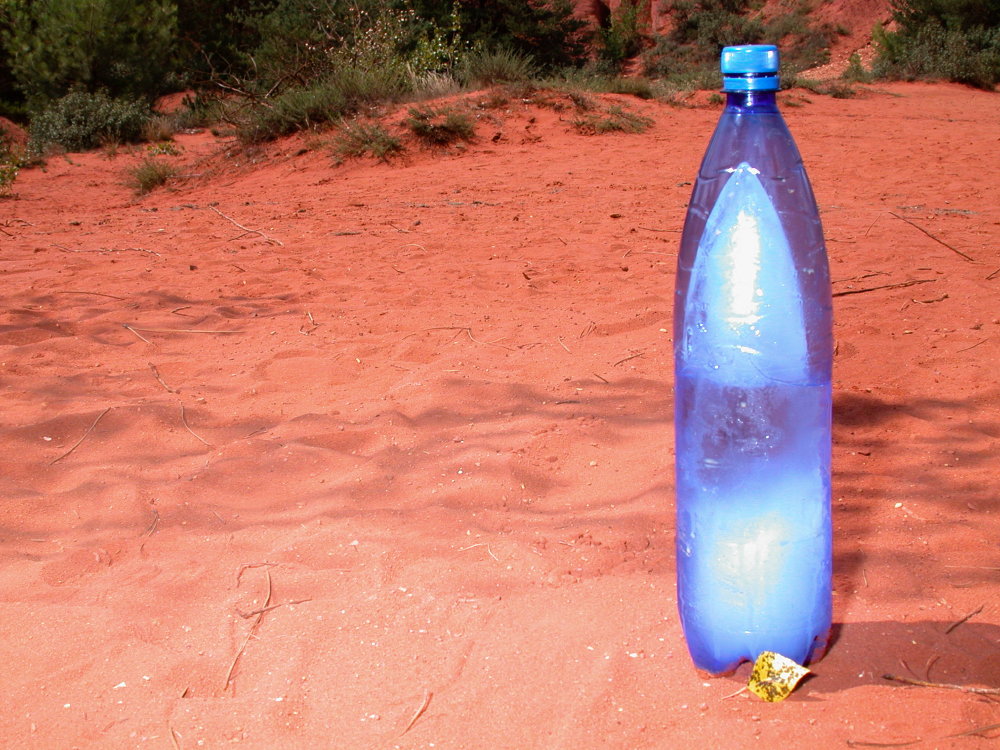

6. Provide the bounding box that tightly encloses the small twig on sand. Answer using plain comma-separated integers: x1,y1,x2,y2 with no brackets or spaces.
846,739,920,748
987,267,1000,281
169,725,182,750
889,212,976,262
56,290,126,300
882,673,1000,695
833,279,935,298
400,690,433,736
613,351,644,367
593,373,610,384
129,326,244,335
420,326,515,351
457,543,500,562
148,362,177,393
54,244,161,256
209,206,283,246
144,508,160,537
956,338,989,354
945,604,985,634
50,407,112,464
947,723,1000,739
238,598,312,619
224,568,272,691
123,323,153,344
180,404,212,447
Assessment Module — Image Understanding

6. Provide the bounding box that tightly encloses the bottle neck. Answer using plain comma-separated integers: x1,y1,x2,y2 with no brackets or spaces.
725,90,779,113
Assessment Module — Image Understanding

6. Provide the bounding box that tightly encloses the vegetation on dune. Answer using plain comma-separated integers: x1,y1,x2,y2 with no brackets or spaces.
872,0,1000,88
0,0,992,179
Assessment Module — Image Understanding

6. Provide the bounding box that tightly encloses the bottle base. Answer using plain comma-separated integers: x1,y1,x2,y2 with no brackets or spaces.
689,629,830,678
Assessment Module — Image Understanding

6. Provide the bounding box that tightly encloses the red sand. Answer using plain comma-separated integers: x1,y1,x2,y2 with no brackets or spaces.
1,82,998,749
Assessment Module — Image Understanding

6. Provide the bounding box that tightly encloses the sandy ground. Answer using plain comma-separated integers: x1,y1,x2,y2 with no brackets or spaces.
1,81,998,749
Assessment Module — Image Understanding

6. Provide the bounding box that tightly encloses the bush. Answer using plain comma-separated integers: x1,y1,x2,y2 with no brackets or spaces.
29,90,150,153
554,72,656,99
460,47,537,86
643,0,845,85
572,105,653,134
457,0,590,71
842,52,874,82
873,17,1000,88
404,106,476,145
233,65,409,144
127,155,178,194
2,0,177,109
332,120,404,161
0,130,18,194
596,0,645,69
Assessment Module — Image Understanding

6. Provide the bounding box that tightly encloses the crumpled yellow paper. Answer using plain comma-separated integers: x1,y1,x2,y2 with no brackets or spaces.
747,651,811,702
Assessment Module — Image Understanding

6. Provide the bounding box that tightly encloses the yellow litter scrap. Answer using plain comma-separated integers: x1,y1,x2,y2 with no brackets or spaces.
747,651,811,702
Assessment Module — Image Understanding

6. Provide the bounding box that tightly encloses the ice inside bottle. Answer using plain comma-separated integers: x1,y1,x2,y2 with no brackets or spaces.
674,45,832,676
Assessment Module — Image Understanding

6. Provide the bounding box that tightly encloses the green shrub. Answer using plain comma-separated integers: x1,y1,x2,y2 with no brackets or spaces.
2,0,177,109
410,70,462,99
555,73,655,99
234,64,409,144
786,76,858,97
642,0,845,86
457,0,590,71
0,130,18,194
460,47,537,86
404,106,476,145
842,52,874,82
127,155,178,194
333,120,404,161
572,105,653,135
873,18,1000,88
29,90,150,153
596,0,645,68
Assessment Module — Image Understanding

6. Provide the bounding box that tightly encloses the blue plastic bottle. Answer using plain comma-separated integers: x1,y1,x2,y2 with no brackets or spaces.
673,45,833,675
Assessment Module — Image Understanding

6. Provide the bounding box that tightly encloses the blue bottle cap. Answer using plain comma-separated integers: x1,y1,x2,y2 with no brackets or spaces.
721,45,780,92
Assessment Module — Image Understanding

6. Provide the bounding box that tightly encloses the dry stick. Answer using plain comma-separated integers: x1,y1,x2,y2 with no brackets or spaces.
956,338,989,354
238,598,313,619
593,373,610,384
148,362,177,393
123,323,153,344
224,569,272,691
180,404,212,447
889,212,976,262
400,690,433,736
169,725,182,750
209,206,284,246
882,673,1000,695
130,326,244,335
50,407,112,464
54,243,162,256
613,351,644,367
945,603,985,634
987,267,1000,281
422,326,514,351
846,740,920,748
947,723,1000,739
833,279,935,297
144,508,160,537
56,290,126,300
